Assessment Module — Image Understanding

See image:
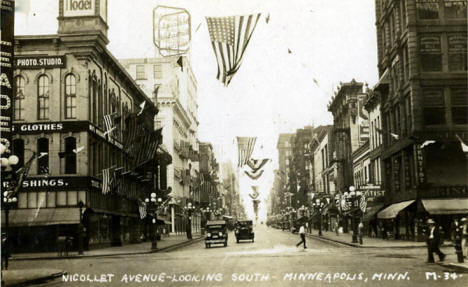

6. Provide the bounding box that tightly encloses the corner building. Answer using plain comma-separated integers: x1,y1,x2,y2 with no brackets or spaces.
4,0,162,251
375,0,467,239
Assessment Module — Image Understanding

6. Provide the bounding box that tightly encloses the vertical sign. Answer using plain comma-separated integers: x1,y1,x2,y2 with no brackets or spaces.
1,0,14,152
153,6,191,57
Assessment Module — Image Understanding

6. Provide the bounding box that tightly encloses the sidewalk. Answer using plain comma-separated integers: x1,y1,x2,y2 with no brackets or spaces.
10,233,203,261
2,268,65,287
303,229,468,271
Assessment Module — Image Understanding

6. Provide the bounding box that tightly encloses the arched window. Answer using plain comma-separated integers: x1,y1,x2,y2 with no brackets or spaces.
65,137,77,174
38,75,49,120
15,76,26,120
37,138,49,174
65,74,77,119
12,139,25,170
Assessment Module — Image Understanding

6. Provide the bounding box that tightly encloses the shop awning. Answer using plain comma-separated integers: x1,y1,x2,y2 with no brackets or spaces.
377,200,415,219
1,208,80,227
422,198,468,215
363,204,385,222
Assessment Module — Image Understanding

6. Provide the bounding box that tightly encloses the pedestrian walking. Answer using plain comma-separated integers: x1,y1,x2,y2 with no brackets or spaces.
358,221,364,245
452,219,464,263
296,224,307,249
461,217,468,259
426,219,445,263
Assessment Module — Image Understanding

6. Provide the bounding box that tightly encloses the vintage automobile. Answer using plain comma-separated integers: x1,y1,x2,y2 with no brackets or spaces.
235,220,254,243
205,220,228,248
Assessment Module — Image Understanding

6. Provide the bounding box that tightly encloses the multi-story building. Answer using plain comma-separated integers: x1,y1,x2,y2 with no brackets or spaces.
292,126,315,208
375,0,468,239
276,133,294,210
199,142,221,221
222,161,241,218
4,0,169,251
328,80,365,194
120,55,200,235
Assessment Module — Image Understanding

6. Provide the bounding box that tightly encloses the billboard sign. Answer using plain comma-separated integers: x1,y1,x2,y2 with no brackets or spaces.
153,6,191,57
1,0,14,153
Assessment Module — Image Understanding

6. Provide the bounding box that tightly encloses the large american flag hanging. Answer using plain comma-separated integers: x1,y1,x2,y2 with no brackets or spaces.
237,136,256,167
206,14,261,86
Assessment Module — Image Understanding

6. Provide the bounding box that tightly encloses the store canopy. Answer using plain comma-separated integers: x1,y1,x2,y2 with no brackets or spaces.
363,204,385,222
422,198,468,215
1,208,80,227
377,200,415,219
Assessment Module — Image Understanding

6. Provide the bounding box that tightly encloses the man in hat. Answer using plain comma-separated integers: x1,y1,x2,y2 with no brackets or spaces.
461,217,468,259
426,219,445,263
452,218,464,263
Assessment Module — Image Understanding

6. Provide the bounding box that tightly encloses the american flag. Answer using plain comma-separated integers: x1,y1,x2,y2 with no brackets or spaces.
206,14,262,86
246,158,270,173
139,201,147,219
359,195,367,213
104,114,116,137
237,136,256,167
102,167,116,195
244,169,264,180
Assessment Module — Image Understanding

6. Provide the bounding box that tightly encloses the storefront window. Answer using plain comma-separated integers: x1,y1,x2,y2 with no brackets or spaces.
448,34,467,71
38,75,49,120
416,0,439,19
444,0,467,18
65,74,77,119
14,76,25,120
65,137,77,174
450,87,468,125
423,88,445,125
419,35,442,72
37,138,49,174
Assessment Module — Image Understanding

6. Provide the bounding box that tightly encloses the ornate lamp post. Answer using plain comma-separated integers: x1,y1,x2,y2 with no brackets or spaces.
145,192,162,250
1,144,19,270
313,198,325,236
345,186,363,244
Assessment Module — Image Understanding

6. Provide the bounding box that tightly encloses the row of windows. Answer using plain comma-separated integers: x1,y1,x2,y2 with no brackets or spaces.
384,96,413,145
369,115,383,150
12,137,78,175
18,191,86,209
14,74,77,121
419,33,467,72
136,64,163,80
416,0,467,20
422,86,468,125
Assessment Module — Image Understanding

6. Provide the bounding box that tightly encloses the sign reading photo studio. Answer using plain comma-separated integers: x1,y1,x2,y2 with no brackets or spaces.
0,0,14,152
15,56,66,69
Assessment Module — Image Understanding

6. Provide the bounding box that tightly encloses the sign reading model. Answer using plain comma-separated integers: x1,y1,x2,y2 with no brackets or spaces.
15,56,66,69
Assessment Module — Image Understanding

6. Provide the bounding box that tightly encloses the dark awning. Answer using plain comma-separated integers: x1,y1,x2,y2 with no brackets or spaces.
1,208,80,227
377,200,415,219
363,204,385,222
422,199,468,215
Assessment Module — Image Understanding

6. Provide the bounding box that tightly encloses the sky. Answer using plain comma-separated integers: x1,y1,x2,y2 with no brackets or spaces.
14,0,379,220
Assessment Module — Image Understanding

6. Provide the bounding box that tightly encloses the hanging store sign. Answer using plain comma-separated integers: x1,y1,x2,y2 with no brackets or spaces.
1,176,97,191
423,185,468,199
0,0,14,153
153,6,191,57
15,56,66,69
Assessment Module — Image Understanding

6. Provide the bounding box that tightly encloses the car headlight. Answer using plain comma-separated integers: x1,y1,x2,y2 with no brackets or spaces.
207,233,211,237
218,232,223,237
235,230,239,234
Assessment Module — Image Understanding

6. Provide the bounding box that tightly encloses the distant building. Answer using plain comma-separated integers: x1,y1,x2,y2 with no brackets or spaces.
120,56,200,235
276,133,294,209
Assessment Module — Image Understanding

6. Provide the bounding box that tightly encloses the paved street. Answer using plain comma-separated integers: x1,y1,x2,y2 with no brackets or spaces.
8,225,468,287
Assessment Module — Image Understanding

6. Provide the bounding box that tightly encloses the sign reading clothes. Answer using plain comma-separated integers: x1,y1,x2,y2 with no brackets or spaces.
15,56,66,69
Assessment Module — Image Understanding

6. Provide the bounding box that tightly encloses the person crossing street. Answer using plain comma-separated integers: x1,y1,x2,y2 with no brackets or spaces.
426,219,445,263
296,224,307,249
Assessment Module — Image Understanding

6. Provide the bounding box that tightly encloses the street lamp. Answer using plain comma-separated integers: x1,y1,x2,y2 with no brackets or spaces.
78,200,84,255
145,192,162,250
345,185,363,244
1,144,19,270
314,198,326,236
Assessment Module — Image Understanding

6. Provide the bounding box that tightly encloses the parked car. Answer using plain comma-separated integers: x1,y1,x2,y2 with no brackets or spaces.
205,220,228,248
235,220,254,243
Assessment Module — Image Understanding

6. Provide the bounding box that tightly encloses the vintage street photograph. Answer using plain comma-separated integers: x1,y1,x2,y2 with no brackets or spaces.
1,0,467,286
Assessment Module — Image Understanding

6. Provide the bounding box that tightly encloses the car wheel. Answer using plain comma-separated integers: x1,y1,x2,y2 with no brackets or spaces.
205,244,209,248
224,242,227,247
236,239,239,243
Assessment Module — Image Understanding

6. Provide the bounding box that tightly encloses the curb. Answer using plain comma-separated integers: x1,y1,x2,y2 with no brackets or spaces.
10,236,204,261
279,229,429,249
3,271,66,287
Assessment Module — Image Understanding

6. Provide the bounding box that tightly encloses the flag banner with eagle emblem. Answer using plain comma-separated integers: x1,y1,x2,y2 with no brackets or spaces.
237,136,256,167
206,14,261,86
244,169,264,180
246,158,270,173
